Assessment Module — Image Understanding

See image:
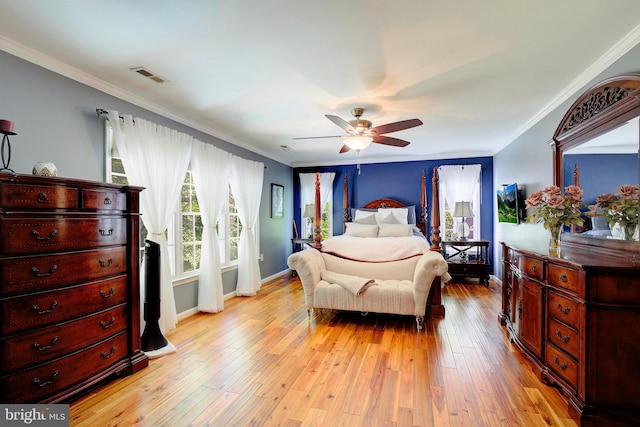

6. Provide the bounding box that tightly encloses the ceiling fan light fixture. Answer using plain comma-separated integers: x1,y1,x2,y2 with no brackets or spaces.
344,135,373,152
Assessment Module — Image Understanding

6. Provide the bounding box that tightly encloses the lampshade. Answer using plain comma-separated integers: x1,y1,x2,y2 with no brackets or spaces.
344,135,373,152
453,201,474,218
303,204,315,218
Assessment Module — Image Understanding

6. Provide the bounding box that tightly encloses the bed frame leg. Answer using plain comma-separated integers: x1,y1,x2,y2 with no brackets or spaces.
307,307,313,321
415,315,424,331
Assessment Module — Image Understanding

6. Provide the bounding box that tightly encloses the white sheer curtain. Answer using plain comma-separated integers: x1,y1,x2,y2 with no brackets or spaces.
230,155,264,296
299,172,336,236
191,140,231,312
438,164,482,238
108,111,192,333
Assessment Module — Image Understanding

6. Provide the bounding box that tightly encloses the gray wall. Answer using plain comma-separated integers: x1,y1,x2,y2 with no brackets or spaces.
0,50,293,312
493,43,640,280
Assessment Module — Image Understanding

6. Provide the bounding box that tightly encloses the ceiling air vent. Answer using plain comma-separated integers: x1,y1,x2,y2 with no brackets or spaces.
130,67,168,84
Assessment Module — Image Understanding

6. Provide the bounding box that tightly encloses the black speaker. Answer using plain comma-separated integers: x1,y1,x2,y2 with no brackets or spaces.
141,240,168,351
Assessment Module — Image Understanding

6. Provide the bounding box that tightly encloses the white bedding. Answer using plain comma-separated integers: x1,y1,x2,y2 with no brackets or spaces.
320,234,430,262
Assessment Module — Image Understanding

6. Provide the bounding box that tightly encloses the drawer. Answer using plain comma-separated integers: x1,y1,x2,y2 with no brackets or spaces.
546,343,578,390
0,247,127,296
548,264,581,294
518,256,544,280
0,304,128,373
0,217,127,255
0,275,128,334
548,317,579,360
447,263,487,275
548,290,581,330
0,332,127,403
0,183,78,210
82,189,126,211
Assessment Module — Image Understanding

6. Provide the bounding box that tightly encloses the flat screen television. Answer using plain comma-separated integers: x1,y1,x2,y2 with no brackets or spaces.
497,183,521,224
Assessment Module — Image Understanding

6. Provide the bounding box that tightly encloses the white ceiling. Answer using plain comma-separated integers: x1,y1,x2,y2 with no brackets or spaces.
1,1,640,167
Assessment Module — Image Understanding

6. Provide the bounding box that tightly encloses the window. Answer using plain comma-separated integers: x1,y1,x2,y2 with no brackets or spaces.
216,186,241,265
438,165,482,242
105,122,248,281
299,173,335,239
180,171,202,274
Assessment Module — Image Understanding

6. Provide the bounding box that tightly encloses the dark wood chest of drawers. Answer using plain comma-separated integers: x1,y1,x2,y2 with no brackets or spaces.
0,173,148,403
500,241,640,426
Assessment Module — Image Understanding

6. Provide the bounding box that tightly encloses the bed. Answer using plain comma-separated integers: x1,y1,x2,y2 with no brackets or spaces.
303,168,447,316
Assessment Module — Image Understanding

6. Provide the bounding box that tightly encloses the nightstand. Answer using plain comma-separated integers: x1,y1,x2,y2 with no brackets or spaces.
442,240,490,286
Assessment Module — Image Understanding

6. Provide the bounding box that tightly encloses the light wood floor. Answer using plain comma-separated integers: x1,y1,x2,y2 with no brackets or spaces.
70,274,577,427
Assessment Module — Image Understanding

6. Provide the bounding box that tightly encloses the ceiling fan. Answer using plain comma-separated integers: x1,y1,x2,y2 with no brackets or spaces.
294,108,423,153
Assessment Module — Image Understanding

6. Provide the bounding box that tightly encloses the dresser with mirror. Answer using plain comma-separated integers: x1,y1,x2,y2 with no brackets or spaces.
501,75,640,426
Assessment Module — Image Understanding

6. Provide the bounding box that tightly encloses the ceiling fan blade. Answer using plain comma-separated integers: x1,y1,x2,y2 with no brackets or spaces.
292,135,344,140
339,144,351,153
325,114,357,134
370,118,423,135
372,135,411,147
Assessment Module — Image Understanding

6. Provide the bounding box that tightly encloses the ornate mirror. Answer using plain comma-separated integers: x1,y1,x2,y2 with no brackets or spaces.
551,74,639,252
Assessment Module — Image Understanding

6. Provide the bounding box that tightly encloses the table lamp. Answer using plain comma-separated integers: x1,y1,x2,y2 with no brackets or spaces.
453,201,474,241
303,204,315,238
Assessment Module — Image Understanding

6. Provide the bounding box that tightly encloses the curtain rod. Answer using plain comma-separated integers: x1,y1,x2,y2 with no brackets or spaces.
96,108,267,170
96,108,126,121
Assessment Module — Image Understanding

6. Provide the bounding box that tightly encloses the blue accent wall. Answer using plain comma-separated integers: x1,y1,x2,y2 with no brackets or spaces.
294,156,494,270
563,153,637,205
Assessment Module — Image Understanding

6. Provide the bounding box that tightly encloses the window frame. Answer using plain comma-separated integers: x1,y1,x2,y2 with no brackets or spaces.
438,167,482,243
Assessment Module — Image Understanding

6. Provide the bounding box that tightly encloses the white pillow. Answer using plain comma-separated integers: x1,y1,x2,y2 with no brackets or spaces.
354,209,377,225
344,222,379,237
378,223,413,237
375,208,408,225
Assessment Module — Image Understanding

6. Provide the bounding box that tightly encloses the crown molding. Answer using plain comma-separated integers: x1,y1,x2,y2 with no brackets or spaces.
0,36,292,167
497,23,640,153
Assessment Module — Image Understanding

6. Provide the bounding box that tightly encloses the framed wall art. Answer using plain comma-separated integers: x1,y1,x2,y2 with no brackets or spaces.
271,183,284,218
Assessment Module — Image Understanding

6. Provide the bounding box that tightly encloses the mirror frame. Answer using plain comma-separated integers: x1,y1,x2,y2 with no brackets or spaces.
550,74,640,253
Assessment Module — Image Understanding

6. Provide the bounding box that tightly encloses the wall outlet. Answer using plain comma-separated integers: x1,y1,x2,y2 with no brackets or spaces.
259,253,264,262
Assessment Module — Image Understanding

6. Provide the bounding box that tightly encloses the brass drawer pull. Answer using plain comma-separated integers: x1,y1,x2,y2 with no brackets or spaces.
100,317,116,329
30,265,58,277
556,329,570,343
531,265,537,273
32,370,59,387
99,258,113,267
30,229,58,240
553,356,569,370
101,346,116,359
557,303,570,315
32,336,59,351
32,301,58,315
560,273,568,282
36,192,49,203
99,287,115,298
99,228,113,236
103,197,112,205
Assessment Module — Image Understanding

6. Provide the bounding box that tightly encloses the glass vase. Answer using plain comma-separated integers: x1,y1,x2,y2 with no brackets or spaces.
549,226,561,257
623,223,638,241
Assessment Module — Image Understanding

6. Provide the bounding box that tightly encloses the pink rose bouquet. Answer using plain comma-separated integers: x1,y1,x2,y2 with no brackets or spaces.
525,185,584,234
595,184,639,240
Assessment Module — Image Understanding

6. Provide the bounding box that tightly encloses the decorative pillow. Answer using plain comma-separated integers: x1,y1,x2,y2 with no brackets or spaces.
378,223,413,237
405,205,417,224
352,208,377,218
354,209,377,225
376,208,409,225
344,222,379,237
